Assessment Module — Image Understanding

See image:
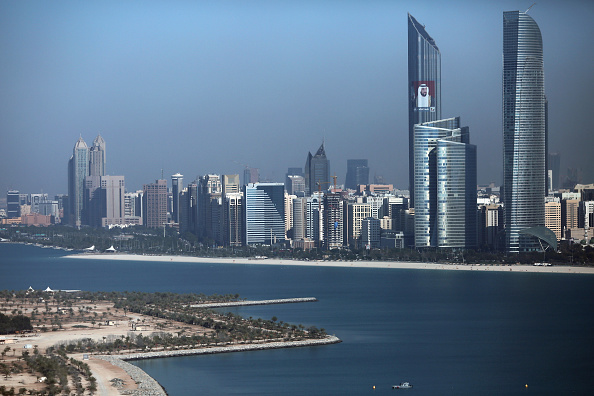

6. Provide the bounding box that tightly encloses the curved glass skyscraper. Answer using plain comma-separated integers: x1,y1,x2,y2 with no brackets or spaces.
503,11,546,252
408,13,441,207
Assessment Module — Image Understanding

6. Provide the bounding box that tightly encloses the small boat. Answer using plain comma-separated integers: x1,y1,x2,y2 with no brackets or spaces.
393,382,413,389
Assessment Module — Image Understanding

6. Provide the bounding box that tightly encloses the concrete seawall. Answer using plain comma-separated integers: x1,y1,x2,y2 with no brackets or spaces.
189,297,317,308
96,336,341,395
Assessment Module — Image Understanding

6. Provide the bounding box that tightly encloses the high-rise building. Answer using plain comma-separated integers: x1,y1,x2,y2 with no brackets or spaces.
100,175,126,227
503,10,546,252
545,198,561,241
222,192,244,247
222,174,240,195
345,159,369,190
89,134,106,177
68,137,89,227
408,13,441,208
323,193,344,250
6,190,21,218
171,173,183,224
244,183,285,245
197,174,221,241
304,142,330,196
143,179,168,229
414,117,477,248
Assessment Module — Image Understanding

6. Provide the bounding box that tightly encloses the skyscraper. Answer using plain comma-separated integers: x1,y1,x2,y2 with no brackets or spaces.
408,13,441,208
304,142,330,196
345,159,369,190
503,10,546,252
414,117,476,248
143,179,167,229
89,134,106,177
68,137,89,227
171,173,183,224
244,183,285,245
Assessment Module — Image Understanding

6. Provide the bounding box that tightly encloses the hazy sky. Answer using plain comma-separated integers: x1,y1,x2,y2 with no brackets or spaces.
1,0,593,198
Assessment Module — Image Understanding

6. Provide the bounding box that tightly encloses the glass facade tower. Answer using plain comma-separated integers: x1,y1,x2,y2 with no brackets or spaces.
68,137,89,227
414,117,476,248
503,11,545,252
408,13,441,208
244,183,285,245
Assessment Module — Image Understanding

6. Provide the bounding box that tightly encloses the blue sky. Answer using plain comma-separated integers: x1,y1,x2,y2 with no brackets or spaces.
1,0,593,197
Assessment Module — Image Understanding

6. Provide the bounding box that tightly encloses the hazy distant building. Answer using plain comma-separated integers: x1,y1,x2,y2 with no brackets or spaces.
244,183,285,245
291,197,307,241
346,202,371,248
503,10,546,252
143,179,167,228
304,142,330,196
171,173,183,224
345,159,369,190
286,175,306,196
243,167,259,186
408,13,441,207
414,117,477,248
68,136,89,227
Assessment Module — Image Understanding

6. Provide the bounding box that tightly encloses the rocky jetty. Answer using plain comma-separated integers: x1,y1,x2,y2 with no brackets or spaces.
96,335,341,395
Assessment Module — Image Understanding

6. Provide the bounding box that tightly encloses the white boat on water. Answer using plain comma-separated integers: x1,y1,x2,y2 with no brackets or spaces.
393,382,413,389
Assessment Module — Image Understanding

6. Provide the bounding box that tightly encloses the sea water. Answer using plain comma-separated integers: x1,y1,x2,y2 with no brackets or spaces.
1,243,594,395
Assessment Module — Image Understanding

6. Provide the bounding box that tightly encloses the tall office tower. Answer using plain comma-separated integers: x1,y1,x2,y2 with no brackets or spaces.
408,13,441,208
197,174,221,241
89,134,106,177
6,190,21,218
345,159,369,190
305,193,324,246
304,142,330,196
244,183,285,245
222,192,244,246
99,175,125,227
548,152,560,191
68,136,89,227
171,173,183,224
361,217,381,249
292,197,307,241
346,202,371,248
323,193,344,249
414,117,477,248
503,10,546,252
143,179,167,228
180,182,197,235
29,194,48,213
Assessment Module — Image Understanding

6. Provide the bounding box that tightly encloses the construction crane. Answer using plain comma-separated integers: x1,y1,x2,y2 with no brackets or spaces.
317,175,339,193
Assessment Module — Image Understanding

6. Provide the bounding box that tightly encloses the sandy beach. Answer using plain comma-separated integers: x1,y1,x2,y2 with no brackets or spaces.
66,253,594,274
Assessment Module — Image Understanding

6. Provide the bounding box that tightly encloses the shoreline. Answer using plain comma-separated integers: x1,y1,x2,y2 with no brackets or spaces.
65,252,594,274
95,336,340,396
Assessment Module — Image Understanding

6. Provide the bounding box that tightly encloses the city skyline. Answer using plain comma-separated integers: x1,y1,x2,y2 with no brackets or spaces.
1,1,593,198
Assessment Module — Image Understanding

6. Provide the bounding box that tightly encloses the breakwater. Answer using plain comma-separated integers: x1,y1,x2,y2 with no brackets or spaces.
189,297,317,308
96,336,341,395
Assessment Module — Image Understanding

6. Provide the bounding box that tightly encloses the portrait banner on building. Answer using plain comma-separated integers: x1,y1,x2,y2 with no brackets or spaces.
412,80,436,113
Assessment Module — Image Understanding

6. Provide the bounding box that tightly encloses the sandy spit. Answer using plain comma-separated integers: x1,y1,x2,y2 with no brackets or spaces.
65,253,594,274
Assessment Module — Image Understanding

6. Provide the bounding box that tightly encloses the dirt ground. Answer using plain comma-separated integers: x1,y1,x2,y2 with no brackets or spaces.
1,297,211,395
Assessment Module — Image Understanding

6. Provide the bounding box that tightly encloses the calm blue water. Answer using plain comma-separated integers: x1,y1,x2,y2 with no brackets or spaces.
2,243,594,395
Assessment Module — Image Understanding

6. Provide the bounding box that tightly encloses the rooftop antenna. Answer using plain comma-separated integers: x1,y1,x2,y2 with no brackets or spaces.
525,3,536,13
